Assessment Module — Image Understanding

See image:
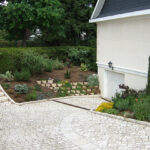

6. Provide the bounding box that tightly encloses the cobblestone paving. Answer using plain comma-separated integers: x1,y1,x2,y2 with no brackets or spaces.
53,95,105,110
0,99,150,150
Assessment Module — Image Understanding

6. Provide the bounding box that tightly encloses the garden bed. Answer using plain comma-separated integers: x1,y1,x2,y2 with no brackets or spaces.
0,66,100,103
95,84,150,123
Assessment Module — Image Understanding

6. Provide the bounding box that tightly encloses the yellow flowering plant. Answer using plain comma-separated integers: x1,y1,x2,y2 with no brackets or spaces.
96,102,114,112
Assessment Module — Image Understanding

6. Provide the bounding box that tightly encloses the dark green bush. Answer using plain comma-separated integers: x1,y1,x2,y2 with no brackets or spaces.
44,60,53,72
25,91,37,101
132,100,150,121
114,98,130,111
14,69,31,81
146,57,150,94
64,70,71,79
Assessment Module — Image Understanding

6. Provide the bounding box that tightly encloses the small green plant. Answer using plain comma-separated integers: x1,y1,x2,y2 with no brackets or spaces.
87,74,99,87
114,98,130,111
1,83,11,90
52,58,64,70
54,78,61,83
64,82,72,88
25,91,37,101
64,70,71,79
34,84,42,92
57,88,69,97
102,108,119,115
80,63,88,72
14,69,31,81
14,84,29,94
0,71,14,81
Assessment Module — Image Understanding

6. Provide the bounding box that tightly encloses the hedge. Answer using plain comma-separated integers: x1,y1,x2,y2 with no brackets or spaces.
0,46,96,73
0,40,42,47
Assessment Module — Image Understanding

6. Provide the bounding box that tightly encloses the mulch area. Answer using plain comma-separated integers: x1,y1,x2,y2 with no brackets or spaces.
0,66,96,103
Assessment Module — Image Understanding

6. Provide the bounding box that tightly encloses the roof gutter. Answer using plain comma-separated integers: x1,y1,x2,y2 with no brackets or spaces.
89,9,150,23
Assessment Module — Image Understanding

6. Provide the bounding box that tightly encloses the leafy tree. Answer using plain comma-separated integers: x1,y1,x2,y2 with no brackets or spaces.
41,0,96,47
0,30,8,40
0,0,64,46
60,0,96,46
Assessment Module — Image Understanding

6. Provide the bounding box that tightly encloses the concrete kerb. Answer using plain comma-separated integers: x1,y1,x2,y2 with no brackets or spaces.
17,95,101,106
90,109,150,128
0,85,15,104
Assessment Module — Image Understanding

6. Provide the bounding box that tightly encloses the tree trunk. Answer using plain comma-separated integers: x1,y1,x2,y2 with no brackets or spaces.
22,29,30,47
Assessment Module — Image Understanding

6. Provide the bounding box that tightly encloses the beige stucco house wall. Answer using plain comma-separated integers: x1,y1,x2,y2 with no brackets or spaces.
97,15,150,99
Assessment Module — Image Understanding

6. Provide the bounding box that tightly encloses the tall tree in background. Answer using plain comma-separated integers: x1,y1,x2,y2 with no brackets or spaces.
0,0,64,46
41,0,96,47
60,0,96,46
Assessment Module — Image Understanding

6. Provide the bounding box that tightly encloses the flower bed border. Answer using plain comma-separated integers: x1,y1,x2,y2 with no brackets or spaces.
91,109,150,127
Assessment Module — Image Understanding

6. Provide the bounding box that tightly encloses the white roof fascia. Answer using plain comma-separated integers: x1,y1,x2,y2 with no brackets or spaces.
89,9,150,23
90,0,105,19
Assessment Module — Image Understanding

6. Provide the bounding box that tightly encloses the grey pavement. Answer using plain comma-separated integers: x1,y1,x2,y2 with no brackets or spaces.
0,97,150,150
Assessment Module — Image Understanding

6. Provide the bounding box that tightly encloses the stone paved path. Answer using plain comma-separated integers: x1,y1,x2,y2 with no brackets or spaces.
0,98,150,150
53,95,105,110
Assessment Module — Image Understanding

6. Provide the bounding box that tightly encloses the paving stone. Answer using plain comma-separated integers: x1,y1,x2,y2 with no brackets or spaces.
0,96,150,150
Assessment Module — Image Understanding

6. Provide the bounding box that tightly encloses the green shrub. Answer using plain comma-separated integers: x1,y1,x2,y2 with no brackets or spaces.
1,83,11,90
52,58,64,70
80,63,88,72
34,84,42,92
146,56,150,94
132,101,150,121
0,71,14,81
0,46,96,73
21,51,50,74
14,69,31,81
14,84,28,94
25,91,37,101
114,98,130,111
102,108,119,115
44,60,53,72
87,74,99,87
64,70,71,79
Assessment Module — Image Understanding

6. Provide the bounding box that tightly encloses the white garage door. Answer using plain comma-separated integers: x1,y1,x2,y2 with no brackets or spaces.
105,70,125,99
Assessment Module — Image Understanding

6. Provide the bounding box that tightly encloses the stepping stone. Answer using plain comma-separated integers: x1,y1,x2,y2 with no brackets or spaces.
0,96,8,102
48,80,53,84
42,80,47,84
0,92,4,97
37,81,41,84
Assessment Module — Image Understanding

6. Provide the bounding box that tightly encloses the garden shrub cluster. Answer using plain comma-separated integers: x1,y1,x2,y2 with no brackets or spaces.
97,84,150,122
0,46,96,73
14,69,31,81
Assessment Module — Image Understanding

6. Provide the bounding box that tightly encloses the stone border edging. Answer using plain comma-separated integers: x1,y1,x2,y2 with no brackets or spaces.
0,85,16,104
90,110,150,127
